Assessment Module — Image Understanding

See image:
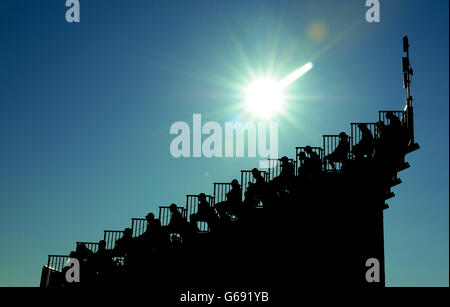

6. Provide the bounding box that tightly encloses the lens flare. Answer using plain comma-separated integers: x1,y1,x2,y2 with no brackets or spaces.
245,62,313,118
246,79,283,118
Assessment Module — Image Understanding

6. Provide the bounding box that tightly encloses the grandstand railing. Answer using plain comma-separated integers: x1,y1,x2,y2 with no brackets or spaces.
159,206,187,227
131,218,147,237
323,135,352,171
47,255,69,272
103,230,124,250
295,147,323,175
213,182,233,205
76,242,99,253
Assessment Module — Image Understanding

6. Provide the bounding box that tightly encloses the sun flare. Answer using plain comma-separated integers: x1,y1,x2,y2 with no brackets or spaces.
244,62,313,118
245,79,284,118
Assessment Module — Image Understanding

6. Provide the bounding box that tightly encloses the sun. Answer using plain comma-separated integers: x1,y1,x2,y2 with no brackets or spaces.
245,78,284,118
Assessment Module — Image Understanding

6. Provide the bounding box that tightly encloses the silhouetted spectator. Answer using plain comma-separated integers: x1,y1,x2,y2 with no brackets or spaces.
385,112,407,150
183,214,200,245
351,123,374,159
279,156,295,181
114,228,133,257
195,193,218,226
167,203,186,233
304,146,321,175
383,112,409,166
227,179,242,216
299,146,322,176
250,168,266,201
92,240,114,283
215,179,242,220
251,168,265,187
386,112,402,132
324,132,350,171
297,151,308,176
75,243,96,285
143,212,162,239
271,156,295,192
242,186,259,209
76,243,93,263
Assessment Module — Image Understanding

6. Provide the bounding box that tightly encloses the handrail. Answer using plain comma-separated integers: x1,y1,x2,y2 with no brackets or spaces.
131,218,147,237
103,230,124,250
76,241,99,253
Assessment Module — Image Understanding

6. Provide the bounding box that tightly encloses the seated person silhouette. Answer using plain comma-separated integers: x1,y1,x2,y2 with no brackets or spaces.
386,111,402,132
351,123,375,159
251,168,265,197
184,214,200,242
167,203,186,234
113,228,133,257
215,179,242,220
298,146,322,176
92,240,114,281
279,156,295,180
195,193,219,226
76,243,94,264
385,112,407,150
324,132,350,171
242,185,259,209
305,146,321,175
297,151,308,176
384,112,408,165
139,212,162,251
143,213,161,237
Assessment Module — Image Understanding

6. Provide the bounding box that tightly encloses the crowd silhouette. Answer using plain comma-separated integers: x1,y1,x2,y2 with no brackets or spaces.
46,111,416,288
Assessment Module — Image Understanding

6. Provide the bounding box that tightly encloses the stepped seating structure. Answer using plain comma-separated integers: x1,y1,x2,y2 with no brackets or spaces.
40,37,420,290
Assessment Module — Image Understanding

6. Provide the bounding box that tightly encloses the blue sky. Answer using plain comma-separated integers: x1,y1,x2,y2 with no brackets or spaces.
0,0,448,286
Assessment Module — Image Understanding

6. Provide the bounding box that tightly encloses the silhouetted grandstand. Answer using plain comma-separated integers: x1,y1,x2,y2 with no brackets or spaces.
40,37,420,291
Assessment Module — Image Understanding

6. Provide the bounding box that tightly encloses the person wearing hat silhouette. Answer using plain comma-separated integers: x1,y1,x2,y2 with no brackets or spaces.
324,132,350,171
